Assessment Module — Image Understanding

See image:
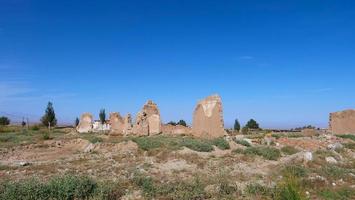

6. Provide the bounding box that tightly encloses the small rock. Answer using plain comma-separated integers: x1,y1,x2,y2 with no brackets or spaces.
327,143,343,151
325,157,337,164
17,161,30,166
303,151,313,162
84,143,95,153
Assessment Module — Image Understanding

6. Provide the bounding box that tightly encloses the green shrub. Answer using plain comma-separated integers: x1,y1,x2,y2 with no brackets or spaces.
337,134,355,141
244,146,281,160
343,142,355,149
81,134,104,144
282,165,308,177
158,178,206,200
0,178,50,200
0,175,97,200
181,138,214,152
94,181,125,200
318,165,348,180
133,174,157,198
48,175,97,200
0,134,16,143
235,139,251,147
31,125,40,131
42,131,51,140
281,146,299,155
318,187,355,200
232,148,244,154
275,176,306,200
210,137,230,150
246,183,274,196
132,137,163,151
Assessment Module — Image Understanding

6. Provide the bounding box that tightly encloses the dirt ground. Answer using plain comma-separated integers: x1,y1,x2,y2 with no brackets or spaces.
0,128,354,199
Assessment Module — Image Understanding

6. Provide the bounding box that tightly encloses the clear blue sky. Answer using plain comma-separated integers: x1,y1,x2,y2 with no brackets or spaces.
1,0,355,128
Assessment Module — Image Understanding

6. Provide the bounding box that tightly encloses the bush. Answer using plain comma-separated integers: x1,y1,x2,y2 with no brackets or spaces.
158,178,206,200
282,165,308,177
281,146,299,155
337,134,355,141
132,137,163,151
244,146,281,160
318,187,355,200
31,125,40,131
0,116,10,126
0,175,97,200
48,175,97,200
246,183,274,196
181,138,214,152
210,137,230,150
94,181,125,200
133,174,157,198
42,131,51,140
275,176,306,200
235,139,251,147
343,143,355,149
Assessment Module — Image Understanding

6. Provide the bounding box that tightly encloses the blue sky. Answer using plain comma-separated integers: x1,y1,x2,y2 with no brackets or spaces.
1,0,355,128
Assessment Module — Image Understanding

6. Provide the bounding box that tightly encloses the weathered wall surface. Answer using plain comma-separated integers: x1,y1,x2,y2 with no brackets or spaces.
123,114,133,135
133,100,162,136
162,124,192,135
192,95,226,138
109,112,125,135
329,109,355,134
77,113,93,133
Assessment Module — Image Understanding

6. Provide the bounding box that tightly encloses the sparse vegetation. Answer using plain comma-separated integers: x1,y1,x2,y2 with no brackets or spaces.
337,134,355,141
0,175,97,200
209,137,230,150
131,135,224,152
318,187,355,200
234,139,251,147
281,146,299,155
243,146,281,160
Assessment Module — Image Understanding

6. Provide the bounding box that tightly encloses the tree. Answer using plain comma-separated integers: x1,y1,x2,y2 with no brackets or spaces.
167,121,177,126
0,116,10,125
99,109,106,125
41,102,57,129
234,119,241,131
245,119,259,129
177,119,187,127
75,117,80,127
21,120,26,127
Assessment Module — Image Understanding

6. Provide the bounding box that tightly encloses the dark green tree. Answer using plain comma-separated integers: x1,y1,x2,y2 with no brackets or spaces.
21,120,26,127
177,119,187,127
41,102,57,129
99,109,106,125
75,117,80,127
245,119,259,129
234,119,241,131
0,116,10,125
167,121,177,126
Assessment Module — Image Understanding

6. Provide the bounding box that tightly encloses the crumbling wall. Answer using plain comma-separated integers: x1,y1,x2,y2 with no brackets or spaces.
192,95,226,138
77,113,93,133
329,109,355,134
